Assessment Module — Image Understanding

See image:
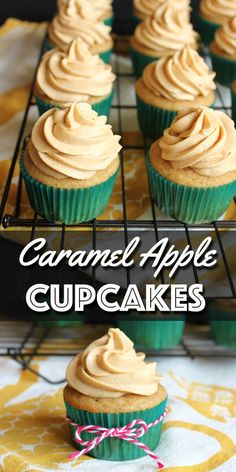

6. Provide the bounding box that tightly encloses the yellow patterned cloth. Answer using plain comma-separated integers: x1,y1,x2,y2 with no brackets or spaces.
0,354,236,471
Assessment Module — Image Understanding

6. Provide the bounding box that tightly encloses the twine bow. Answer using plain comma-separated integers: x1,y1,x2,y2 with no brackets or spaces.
66,406,168,469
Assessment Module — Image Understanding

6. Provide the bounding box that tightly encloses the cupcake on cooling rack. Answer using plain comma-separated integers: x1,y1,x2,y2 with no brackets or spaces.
34,38,115,117
130,1,199,78
210,17,236,86
132,0,191,29
146,107,236,224
136,45,216,140
64,327,168,461
47,4,113,63
208,300,236,349
198,0,236,46
20,103,121,224
57,0,113,26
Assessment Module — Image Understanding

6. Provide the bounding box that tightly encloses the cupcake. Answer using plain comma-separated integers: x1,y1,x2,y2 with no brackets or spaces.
64,327,168,461
130,1,199,78
208,300,236,349
198,0,236,46
210,17,236,86
34,38,115,117
20,103,121,224
147,107,236,224
136,45,216,140
57,0,113,26
47,7,113,63
231,80,236,124
132,0,191,29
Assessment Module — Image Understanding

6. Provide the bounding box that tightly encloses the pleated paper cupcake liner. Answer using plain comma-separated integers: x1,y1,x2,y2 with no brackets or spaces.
130,45,159,78
197,15,220,46
35,90,114,117
146,153,236,224
207,304,236,349
117,320,185,349
43,37,112,63
231,86,236,124
136,94,177,140
65,397,167,461
20,153,119,225
132,14,141,31
104,15,113,26
210,50,236,86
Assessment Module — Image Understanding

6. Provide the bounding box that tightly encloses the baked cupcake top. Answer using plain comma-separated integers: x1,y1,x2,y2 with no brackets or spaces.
35,38,115,104
58,0,112,21
66,328,161,397
134,0,191,20
133,1,198,55
199,0,236,24
142,45,216,102
214,17,236,56
28,103,121,180
48,8,111,50
157,107,236,177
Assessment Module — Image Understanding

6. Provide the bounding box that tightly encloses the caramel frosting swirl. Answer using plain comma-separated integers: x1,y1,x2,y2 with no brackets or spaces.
134,0,191,20
58,0,112,20
142,46,216,101
28,103,121,180
214,17,236,56
200,0,236,23
48,9,111,50
158,107,236,177
36,38,115,103
134,2,198,54
66,328,161,397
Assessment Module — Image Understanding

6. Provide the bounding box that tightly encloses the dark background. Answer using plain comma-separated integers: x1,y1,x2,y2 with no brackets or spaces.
0,0,199,34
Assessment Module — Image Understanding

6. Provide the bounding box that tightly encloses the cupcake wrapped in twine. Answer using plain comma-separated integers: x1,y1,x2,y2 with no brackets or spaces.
66,407,168,468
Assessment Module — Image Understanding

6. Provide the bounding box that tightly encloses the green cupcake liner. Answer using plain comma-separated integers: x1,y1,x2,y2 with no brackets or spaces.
231,87,236,124
35,89,114,117
210,321,236,348
197,15,221,46
130,44,159,78
20,152,119,225
44,37,112,63
146,152,236,224
210,50,236,86
117,320,185,349
104,15,113,27
132,14,141,32
136,94,177,140
65,397,167,461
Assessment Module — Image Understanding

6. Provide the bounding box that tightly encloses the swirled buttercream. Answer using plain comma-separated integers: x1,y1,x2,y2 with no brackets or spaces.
35,38,115,104
28,102,121,180
200,0,236,23
58,0,112,20
48,9,111,50
214,17,236,56
142,45,216,101
134,2,198,54
134,0,190,20
158,107,236,177
66,328,161,397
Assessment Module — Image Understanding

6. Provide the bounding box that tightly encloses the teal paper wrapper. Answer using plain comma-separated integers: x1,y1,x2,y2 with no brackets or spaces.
44,37,112,63
146,153,236,224
197,15,220,46
132,14,141,31
104,15,113,26
210,50,236,86
231,86,236,124
130,45,159,78
117,320,185,349
136,94,177,140
20,152,119,225
35,89,114,117
210,320,236,348
65,397,167,461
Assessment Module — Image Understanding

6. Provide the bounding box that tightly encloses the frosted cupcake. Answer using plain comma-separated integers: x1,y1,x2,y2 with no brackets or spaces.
136,45,216,139
34,38,115,117
210,17,236,86
147,107,236,223
57,0,113,26
130,1,199,78
20,103,121,224
198,0,236,46
132,0,191,28
47,6,113,63
64,328,168,461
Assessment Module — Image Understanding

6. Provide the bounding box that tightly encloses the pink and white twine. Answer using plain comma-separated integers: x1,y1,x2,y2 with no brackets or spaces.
66,406,168,469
